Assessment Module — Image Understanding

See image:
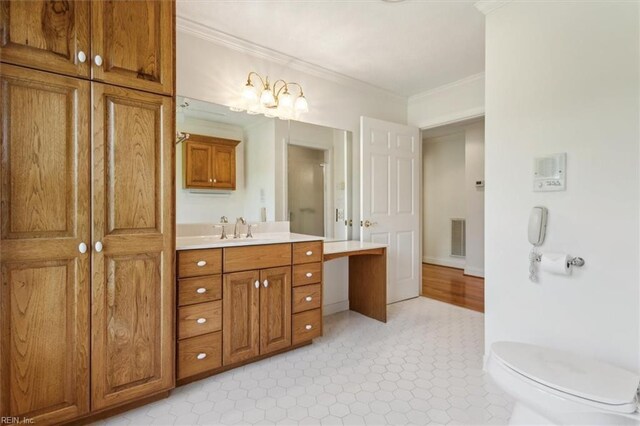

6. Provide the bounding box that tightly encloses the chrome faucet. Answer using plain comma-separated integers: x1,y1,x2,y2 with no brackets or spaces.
246,223,254,238
218,216,229,240
234,217,246,239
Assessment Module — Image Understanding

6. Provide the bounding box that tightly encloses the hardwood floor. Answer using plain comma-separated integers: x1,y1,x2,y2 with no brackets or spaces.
421,263,484,312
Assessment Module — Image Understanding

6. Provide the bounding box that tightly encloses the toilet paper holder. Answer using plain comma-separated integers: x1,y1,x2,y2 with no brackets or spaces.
533,254,585,267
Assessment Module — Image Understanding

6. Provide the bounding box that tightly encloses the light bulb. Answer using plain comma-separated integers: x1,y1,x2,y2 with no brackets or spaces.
242,82,258,103
260,88,276,107
294,95,309,113
278,91,294,110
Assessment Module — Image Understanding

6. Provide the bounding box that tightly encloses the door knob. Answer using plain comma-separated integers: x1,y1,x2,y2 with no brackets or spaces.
78,242,88,254
254,280,259,289
263,280,269,288
94,55,103,66
363,220,377,228
94,241,103,253
77,51,87,63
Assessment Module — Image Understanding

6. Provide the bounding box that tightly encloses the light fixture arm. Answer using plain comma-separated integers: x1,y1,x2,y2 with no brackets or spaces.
246,71,268,89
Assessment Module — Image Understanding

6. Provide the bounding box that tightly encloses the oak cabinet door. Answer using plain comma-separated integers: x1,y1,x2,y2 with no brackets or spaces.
184,141,213,188
91,83,174,410
91,0,174,95
260,267,292,355
223,271,260,365
0,65,91,424
212,144,236,190
0,0,90,78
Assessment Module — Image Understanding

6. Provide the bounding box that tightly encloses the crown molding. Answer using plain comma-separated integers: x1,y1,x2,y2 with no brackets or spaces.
176,16,407,102
475,0,512,15
408,72,485,103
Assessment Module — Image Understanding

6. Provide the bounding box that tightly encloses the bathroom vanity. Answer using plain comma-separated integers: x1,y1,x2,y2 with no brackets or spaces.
175,233,324,384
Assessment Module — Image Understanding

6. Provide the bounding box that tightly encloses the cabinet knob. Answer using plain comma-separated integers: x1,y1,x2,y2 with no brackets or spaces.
78,242,88,254
306,272,313,278
213,178,217,183
196,353,207,360
263,280,269,288
95,241,103,253
306,250,313,256
94,54,103,66
196,287,207,294
305,296,313,302
305,324,313,330
209,179,213,182
196,260,207,267
77,51,87,63
254,280,260,289
196,318,207,324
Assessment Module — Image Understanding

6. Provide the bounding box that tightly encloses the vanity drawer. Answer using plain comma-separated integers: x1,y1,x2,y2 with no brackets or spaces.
178,249,222,278
292,262,322,287
177,332,222,380
292,308,322,345
178,300,222,340
292,284,322,313
178,275,222,306
293,241,323,265
223,243,292,272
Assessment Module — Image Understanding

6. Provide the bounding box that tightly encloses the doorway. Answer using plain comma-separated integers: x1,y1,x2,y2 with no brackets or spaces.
287,145,326,237
421,118,485,312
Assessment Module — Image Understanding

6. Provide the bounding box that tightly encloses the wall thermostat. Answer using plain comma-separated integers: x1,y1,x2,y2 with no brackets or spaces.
533,153,566,192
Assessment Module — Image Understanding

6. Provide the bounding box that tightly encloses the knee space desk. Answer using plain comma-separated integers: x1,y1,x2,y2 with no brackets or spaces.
323,241,388,323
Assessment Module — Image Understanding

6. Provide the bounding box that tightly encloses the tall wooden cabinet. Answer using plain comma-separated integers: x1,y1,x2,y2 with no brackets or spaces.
0,1,175,424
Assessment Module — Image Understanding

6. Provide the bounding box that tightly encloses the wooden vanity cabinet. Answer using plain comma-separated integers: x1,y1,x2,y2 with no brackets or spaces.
177,241,322,383
183,134,240,190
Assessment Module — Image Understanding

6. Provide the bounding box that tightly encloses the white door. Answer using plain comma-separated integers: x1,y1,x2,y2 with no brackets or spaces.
361,116,421,304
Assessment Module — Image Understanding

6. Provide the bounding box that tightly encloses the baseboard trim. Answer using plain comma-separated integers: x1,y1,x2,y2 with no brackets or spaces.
323,300,349,316
422,256,465,269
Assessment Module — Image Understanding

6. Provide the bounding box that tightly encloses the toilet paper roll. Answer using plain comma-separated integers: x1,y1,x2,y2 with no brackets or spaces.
540,252,571,275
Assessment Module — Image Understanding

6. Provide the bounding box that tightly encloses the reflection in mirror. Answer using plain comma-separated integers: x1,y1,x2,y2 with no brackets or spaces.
287,121,352,241
176,96,352,241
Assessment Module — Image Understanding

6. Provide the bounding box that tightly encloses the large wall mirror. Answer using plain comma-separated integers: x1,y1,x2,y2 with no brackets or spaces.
176,96,353,241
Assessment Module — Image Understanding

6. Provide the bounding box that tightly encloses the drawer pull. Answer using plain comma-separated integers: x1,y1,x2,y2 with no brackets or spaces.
305,296,313,302
196,260,207,267
196,353,207,360
196,287,207,294
305,324,313,330
196,318,207,324
306,250,313,256
306,272,313,278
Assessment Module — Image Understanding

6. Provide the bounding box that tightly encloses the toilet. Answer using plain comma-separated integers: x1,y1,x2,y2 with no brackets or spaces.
486,341,640,425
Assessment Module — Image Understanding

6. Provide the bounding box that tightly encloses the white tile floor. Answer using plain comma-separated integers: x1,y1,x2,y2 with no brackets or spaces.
98,297,513,425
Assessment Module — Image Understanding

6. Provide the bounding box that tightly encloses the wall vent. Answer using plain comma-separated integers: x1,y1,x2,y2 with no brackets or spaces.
451,218,466,257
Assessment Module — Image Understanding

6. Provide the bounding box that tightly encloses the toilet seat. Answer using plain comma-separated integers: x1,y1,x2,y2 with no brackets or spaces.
491,342,640,414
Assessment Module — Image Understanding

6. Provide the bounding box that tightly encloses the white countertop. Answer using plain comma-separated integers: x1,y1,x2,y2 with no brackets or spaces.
176,232,324,250
323,240,387,255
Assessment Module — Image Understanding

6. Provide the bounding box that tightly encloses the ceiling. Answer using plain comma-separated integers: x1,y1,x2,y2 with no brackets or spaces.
177,0,485,97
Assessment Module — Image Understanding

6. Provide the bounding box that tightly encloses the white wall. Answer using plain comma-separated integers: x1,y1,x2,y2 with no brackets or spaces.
464,121,485,277
408,73,484,129
177,25,408,314
484,1,640,371
423,133,466,268
244,120,277,222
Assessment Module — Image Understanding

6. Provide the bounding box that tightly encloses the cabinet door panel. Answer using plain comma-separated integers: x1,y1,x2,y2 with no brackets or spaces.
0,65,90,424
91,0,174,95
223,271,260,365
184,142,213,188
0,0,90,77
260,267,291,355
212,145,236,189
91,83,174,410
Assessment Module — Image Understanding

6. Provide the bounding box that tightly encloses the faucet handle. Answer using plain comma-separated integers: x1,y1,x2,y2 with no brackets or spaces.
220,216,228,224
214,224,228,240
247,223,254,238
236,217,246,225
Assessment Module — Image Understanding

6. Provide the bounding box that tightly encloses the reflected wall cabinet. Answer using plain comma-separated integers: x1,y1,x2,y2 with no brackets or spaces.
183,134,240,190
0,1,176,424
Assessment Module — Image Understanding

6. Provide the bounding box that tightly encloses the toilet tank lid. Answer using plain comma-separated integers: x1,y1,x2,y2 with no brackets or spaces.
491,342,640,406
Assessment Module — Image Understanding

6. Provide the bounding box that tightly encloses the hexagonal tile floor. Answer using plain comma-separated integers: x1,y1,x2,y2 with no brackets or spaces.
96,297,513,425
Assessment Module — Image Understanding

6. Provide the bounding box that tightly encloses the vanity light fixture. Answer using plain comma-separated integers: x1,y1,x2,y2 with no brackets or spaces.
230,71,309,120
